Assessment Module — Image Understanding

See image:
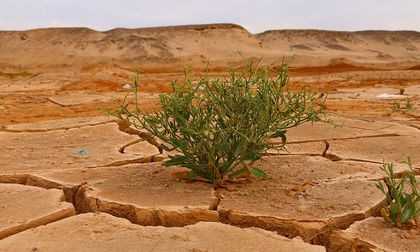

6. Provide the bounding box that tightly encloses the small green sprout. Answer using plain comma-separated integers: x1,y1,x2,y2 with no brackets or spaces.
376,157,420,227
390,100,416,113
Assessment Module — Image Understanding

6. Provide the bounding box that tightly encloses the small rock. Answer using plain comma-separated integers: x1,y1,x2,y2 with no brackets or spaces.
122,83,133,89
235,191,249,196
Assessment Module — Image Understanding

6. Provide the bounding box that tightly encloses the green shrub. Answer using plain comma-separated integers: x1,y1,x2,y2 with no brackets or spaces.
109,60,325,185
390,100,416,113
376,157,420,227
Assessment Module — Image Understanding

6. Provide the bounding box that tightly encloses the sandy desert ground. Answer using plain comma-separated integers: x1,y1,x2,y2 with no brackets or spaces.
0,24,419,251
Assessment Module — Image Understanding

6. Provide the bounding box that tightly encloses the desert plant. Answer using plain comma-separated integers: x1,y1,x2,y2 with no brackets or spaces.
404,99,416,112
376,157,420,227
109,59,325,185
390,100,416,113
390,101,401,112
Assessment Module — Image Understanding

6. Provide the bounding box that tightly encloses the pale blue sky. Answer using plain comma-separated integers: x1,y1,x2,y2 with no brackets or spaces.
1,0,419,33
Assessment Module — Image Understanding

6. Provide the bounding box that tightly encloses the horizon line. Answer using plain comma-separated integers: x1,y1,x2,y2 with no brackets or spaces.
1,23,419,34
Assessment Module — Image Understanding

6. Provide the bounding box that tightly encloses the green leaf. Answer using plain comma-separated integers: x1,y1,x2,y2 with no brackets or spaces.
271,130,287,139
251,167,268,180
389,199,402,222
245,151,262,161
220,142,230,152
381,208,395,225
375,181,386,195
401,198,414,224
161,144,172,151
231,167,247,178
280,134,287,144
164,155,187,166
179,126,198,135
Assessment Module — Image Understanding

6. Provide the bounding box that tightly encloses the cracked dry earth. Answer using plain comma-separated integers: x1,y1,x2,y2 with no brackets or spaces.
0,68,420,252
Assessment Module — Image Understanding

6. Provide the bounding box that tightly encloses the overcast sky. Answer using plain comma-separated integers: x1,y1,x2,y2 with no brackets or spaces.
1,0,419,33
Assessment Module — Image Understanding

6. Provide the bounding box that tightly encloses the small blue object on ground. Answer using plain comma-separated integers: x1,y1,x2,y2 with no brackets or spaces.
75,149,89,156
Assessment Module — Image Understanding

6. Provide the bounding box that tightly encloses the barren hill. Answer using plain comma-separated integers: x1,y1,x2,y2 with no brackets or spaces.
0,23,419,72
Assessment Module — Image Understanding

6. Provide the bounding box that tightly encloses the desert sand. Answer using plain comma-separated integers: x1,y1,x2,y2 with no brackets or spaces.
0,23,419,251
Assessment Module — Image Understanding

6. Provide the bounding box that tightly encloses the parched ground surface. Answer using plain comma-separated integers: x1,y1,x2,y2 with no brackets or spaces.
0,65,419,251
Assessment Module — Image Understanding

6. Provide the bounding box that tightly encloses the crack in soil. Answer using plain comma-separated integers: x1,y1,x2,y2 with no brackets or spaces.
0,174,79,239
264,133,403,161
117,120,163,153
46,97,70,107
263,140,332,161
335,158,383,164
101,154,164,167
0,166,386,250
0,124,403,247
74,183,220,226
341,124,395,131
408,124,420,131
0,174,81,205
284,133,401,145
221,200,385,249
0,142,402,249
321,140,329,157
0,120,117,133
262,152,320,157
0,171,220,226
118,139,143,153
